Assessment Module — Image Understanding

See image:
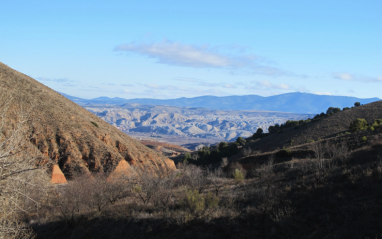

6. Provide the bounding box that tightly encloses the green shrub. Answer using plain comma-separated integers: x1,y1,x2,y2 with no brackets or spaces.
219,142,228,151
360,136,367,142
276,148,293,158
349,118,368,132
289,139,294,146
236,137,246,146
205,191,220,209
233,168,245,183
183,189,205,213
183,152,192,162
326,107,341,114
367,126,375,131
90,121,99,128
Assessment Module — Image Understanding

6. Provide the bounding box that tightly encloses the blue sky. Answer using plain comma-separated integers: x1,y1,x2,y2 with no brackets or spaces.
1,0,381,99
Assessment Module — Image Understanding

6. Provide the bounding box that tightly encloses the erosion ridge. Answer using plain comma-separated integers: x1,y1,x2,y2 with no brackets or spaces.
0,61,175,180
85,104,313,141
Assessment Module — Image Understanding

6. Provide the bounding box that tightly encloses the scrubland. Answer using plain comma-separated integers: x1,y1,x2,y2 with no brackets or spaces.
4,129,380,239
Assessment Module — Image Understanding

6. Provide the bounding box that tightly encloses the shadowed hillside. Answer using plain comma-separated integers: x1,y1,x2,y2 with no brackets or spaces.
0,62,175,179
247,100,382,152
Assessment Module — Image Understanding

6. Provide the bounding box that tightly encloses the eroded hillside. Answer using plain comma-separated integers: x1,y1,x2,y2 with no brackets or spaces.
85,104,313,141
0,62,175,179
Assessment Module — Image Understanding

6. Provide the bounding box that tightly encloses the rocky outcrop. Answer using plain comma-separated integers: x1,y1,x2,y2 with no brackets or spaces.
0,61,176,181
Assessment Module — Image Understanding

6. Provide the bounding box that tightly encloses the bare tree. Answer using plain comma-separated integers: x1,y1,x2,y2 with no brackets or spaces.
255,154,275,189
53,181,85,226
0,91,48,238
220,157,228,168
132,172,159,205
177,162,208,193
311,142,335,184
207,167,226,196
151,173,176,207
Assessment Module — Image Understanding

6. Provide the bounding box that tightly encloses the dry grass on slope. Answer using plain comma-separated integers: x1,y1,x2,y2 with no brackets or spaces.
0,61,175,179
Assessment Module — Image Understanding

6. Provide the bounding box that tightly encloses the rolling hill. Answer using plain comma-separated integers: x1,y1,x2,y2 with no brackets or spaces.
244,100,382,152
0,61,175,180
61,92,380,114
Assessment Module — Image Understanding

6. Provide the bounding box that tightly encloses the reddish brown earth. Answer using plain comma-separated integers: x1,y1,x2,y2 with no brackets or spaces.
0,61,176,181
51,165,67,184
139,140,190,157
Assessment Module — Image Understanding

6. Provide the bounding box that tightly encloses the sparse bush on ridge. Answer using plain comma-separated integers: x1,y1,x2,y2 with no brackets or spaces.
90,121,99,128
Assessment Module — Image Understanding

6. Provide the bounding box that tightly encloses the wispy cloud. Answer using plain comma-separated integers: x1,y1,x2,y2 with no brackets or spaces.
37,77,74,83
143,84,227,96
175,77,239,88
333,73,382,83
198,82,220,87
115,40,300,77
251,80,292,90
222,84,237,88
175,77,201,83
120,83,135,87
313,91,332,96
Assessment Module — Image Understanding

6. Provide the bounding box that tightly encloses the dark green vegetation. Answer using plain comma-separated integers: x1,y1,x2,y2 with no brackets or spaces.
90,121,99,128
350,118,382,132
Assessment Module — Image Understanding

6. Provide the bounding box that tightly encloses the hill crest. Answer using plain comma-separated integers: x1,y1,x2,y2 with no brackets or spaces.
0,62,175,180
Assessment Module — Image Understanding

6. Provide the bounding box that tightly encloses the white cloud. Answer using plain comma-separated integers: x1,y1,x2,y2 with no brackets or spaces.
252,80,292,90
333,72,382,83
142,83,228,96
145,84,163,89
121,83,135,87
222,84,236,88
115,40,298,77
175,78,201,83
314,91,332,95
115,40,229,68
198,82,220,87
37,77,73,83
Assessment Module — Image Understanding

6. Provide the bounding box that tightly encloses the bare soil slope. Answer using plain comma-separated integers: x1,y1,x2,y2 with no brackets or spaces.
249,100,382,151
0,62,175,179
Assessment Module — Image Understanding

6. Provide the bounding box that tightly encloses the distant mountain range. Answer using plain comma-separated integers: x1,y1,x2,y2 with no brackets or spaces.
61,92,380,114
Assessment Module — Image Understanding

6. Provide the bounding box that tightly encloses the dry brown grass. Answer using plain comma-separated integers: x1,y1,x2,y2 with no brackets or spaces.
0,61,175,180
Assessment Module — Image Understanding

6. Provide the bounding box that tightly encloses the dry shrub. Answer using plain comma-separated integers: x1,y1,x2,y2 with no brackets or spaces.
132,167,176,207
176,162,207,193
253,154,275,188
242,147,253,157
207,167,226,196
0,91,49,238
